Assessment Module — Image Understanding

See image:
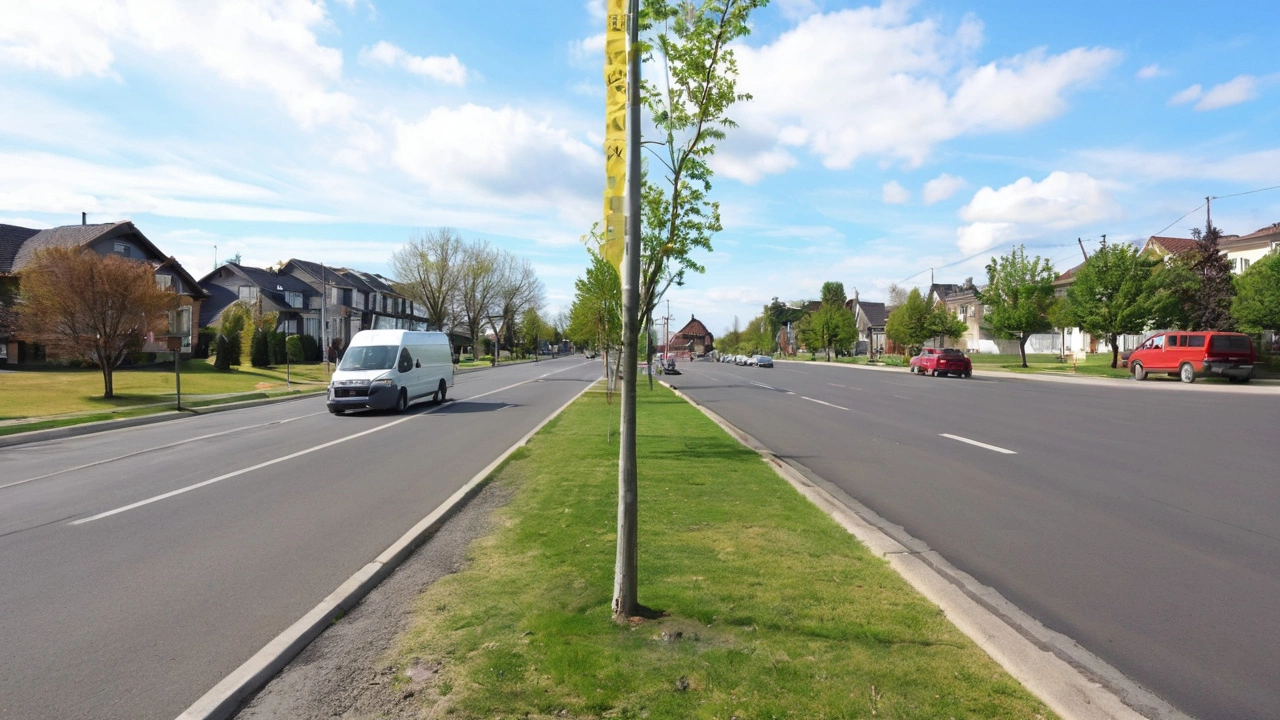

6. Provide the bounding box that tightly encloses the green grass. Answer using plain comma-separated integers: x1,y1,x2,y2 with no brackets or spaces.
390,384,1057,719
0,358,331,420
965,353,1131,379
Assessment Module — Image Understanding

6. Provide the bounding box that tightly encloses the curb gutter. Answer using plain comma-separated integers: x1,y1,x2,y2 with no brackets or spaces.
175,379,599,720
0,391,326,450
660,379,1194,720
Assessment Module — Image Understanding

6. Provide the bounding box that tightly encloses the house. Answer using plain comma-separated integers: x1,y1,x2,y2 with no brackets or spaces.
1221,222,1280,275
0,219,207,366
848,298,886,354
198,262,320,339
670,315,714,356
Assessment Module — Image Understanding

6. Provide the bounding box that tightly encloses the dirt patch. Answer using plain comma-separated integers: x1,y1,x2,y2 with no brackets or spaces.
235,480,514,720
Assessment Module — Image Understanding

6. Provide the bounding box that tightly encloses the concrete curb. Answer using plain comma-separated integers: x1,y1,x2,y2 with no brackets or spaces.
175,378,599,720
0,391,327,450
659,379,1193,720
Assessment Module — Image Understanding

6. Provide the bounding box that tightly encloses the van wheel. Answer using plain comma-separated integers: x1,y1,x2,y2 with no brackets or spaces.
436,380,448,403
394,389,408,412
1132,362,1146,381
1179,363,1196,384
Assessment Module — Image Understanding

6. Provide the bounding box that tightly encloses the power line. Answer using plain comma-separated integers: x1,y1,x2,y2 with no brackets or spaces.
1212,184,1280,201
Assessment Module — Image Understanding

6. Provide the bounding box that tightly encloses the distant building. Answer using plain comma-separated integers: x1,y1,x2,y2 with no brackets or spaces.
670,315,714,356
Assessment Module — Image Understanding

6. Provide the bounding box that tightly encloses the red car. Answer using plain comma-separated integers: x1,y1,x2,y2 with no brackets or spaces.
909,347,972,377
1128,331,1255,383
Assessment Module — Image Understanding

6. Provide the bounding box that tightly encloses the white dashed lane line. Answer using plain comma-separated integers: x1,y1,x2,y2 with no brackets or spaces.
940,433,1018,455
800,396,850,411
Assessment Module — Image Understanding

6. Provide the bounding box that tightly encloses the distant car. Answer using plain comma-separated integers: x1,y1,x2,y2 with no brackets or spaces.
1128,330,1255,383
909,347,972,377
736,355,748,365
584,350,599,359
755,355,773,367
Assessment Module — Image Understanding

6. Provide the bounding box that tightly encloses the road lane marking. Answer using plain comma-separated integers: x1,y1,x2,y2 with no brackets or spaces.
940,433,1017,455
786,391,796,395
0,412,327,492
893,394,910,400
749,381,776,390
800,396,849,411
70,365,599,526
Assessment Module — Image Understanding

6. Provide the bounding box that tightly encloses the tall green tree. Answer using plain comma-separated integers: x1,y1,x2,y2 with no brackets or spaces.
975,246,1057,367
1188,225,1236,331
1231,251,1280,335
1063,240,1157,368
796,286,856,361
636,0,768,340
567,250,622,393
1145,251,1198,330
820,281,847,308
885,289,965,353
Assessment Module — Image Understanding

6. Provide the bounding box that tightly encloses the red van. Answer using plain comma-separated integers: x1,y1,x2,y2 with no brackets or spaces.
1128,331,1255,383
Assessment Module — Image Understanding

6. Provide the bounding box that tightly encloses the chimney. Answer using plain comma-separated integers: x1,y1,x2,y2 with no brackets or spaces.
81,212,86,225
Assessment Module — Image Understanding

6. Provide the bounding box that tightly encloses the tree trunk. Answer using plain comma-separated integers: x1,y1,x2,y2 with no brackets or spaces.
102,364,114,398
1018,333,1029,368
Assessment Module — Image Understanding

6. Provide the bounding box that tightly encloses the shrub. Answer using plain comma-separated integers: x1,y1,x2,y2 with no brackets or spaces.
269,331,286,366
286,335,304,363
194,327,217,359
881,354,907,366
299,334,319,362
213,335,231,371
250,329,270,367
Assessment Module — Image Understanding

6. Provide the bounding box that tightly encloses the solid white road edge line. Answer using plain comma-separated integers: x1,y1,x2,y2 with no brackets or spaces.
1,413,327,492
174,375,600,720
659,379,1189,720
940,433,1018,455
73,362,592,526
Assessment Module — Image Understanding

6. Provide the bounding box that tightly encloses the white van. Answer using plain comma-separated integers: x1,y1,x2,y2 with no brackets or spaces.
327,330,454,414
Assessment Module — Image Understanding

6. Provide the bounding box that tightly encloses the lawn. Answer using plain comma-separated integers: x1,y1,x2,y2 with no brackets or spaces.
0,358,331,420
965,353,1132,379
388,383,1056,719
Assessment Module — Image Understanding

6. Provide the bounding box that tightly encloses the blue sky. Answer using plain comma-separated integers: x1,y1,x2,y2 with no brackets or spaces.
2,0,1278,337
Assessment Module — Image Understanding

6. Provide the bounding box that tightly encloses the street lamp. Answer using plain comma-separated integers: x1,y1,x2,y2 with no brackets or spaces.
166,335,184,411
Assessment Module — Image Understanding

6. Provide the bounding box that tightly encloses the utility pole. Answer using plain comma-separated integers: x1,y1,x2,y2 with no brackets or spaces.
1206,196,1212,230
612,0,641,622
1078,237,1089,261
321,262,329,372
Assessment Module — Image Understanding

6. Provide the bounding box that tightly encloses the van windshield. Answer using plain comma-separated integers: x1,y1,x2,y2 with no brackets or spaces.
338,345,397,371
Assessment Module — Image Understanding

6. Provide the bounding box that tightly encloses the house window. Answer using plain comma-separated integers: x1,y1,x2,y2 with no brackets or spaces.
238,286,258,302
1241,258,1251,272
113,242,130,257
1271,241,1279,253
285,291,302,308
330,287,341,305
353,292,364,310
155,275,172,290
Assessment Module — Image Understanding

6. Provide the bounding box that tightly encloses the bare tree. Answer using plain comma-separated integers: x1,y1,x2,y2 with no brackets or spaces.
454,240,502,362
886,283,910,307
18,246,176,397
391,228,464,331
490,254,544,362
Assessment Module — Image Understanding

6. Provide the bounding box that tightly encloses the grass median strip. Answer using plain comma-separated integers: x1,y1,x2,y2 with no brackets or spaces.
388,383,1056,719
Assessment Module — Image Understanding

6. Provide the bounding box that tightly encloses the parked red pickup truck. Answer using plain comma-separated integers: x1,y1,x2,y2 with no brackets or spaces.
909,347,972,377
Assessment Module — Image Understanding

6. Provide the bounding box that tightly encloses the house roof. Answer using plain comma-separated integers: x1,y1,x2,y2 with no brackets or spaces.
928,283,963,302
0,224,40,274
673,315,712,339
197,262,316,326
1221,222,1280,251
1146,236,1199,256
1053,261,1085,286
286,258,354,288
3,220,208,297
856,300,886,327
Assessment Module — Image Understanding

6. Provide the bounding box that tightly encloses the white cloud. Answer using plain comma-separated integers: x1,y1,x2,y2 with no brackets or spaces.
881,180,910,204
1075,147,1280,185
723,5,1118,179
569,32,606,65
0,0,356,128
392,104,599,219
922,173,967,204
1169,84,1202,105
360,41,468,85
711,148,797,184
1195,75,1257,110
1136,63,1161,80
956,171,1120,253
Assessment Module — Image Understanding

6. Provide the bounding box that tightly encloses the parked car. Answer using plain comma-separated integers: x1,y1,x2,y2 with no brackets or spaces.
755,355,774,367
909,347,972,377
1128,331,1255,383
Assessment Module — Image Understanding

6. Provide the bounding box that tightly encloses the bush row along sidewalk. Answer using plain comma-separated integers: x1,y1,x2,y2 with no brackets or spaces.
385,383,1056,719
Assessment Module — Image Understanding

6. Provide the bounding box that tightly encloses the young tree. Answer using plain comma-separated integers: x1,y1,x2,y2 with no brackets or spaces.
975,245,1057,367
1187,225,1235,331
391,228,464,332
519,306,547,358
18,246,175,397
719,315,742,355
636,0,768,344
1231,251,1280,335
491,254,544,364
215,301,252,370
1063,240,1157,368
567,250,622,397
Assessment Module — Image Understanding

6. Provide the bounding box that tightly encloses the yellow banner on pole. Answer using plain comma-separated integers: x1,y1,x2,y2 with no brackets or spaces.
601,0,628,275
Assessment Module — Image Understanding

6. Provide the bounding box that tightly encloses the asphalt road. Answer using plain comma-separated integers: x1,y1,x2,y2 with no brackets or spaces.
0,357,601,720
673,359,1279,720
